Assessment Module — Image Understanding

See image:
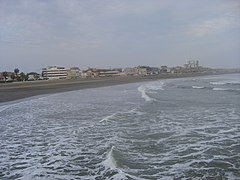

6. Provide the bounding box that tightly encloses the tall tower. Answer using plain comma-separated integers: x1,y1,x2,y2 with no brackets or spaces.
196,60,199,68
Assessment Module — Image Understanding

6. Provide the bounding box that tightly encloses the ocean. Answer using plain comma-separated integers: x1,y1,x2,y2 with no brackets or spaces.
0,73,240,179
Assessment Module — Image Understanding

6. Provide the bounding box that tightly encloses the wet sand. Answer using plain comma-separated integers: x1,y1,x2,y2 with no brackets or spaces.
0,73,221,103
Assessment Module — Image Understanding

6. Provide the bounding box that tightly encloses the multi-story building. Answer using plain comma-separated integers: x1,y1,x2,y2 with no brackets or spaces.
67,67,81,79
184,60,199,69
42,66,67,80
123,68,139,76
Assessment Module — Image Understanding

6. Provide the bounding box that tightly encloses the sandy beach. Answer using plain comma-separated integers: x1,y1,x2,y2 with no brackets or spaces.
0,72,227,103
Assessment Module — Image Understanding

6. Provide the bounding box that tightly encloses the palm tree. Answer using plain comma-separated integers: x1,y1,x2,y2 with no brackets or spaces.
2,71,8,82
14,68,19,81
14,68,19,75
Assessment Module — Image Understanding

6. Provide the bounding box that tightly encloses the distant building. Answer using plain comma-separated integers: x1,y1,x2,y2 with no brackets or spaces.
27,72,40,81
123,68,139,76
84,68,98,78
0,73,4,82
67,67,81,79
136,66,148,76
0,72,14,82
147,67,160,75
184,60,199,69
160,66,168,73
98,70,121,77
42,66,67,80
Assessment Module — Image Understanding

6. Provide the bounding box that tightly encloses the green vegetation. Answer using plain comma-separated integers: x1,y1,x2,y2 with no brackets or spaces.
2,71,8,82
14,68,19,76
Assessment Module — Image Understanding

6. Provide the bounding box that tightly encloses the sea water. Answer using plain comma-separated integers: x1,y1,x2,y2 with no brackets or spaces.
0,73,240,179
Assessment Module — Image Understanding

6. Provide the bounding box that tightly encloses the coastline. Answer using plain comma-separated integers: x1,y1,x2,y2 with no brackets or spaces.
0,72,236,103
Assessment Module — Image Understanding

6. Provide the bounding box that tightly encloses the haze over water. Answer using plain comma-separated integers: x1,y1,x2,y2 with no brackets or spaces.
0,73,240,179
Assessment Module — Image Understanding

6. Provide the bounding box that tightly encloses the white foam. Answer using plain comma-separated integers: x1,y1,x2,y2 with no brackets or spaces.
128,108,146,116
192,86,204,89
212,87,240,91
0,105,11,113
137,81,165,102
101,146,143,180
213,87,228,91
210,80,240,85
99,113,117,122
137,86,153,102
100,109,146,123
146,83,165,91
225,171,240,180
210,82,226,85
103,146,117,169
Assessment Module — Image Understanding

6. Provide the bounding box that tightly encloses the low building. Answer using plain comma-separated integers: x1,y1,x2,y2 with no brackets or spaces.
84,68,98,78
147,67,160,75
42,66,67,80
0,72,15,82
0,73,4,82
123,68,139,76
136,66,148,76
98,70,121,77
27,72,40,81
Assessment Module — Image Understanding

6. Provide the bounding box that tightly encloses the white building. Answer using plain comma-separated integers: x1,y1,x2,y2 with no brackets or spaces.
67,67,81,79
42,66,67,80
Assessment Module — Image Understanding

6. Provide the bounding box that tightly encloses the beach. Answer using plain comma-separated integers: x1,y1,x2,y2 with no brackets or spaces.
0,72,232,103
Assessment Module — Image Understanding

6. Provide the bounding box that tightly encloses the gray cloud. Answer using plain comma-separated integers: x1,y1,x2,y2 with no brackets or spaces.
0,0,239,72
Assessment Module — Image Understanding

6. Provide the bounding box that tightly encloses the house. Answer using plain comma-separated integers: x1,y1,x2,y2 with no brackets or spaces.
136,66,148,76
27,72,40,81
0,72,14,82
0,73,4,82
123,68,139,76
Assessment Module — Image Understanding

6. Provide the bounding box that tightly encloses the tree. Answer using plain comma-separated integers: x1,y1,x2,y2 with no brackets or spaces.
11,73,16,81
19,72,28,81
2,71,8,82
14,68,19,76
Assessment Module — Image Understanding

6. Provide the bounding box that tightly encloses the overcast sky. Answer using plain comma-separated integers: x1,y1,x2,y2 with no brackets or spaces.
0,0,240,72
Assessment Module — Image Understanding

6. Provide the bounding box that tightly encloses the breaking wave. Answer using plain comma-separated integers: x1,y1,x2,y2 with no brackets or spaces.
137,86,153,102
101,146,140,180
137,81,164,102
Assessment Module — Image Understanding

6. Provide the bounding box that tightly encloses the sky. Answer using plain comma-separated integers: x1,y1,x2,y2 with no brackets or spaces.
0,0,240,73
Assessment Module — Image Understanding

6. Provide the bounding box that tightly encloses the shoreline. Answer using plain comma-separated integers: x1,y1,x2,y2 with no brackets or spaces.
0,72,237,103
